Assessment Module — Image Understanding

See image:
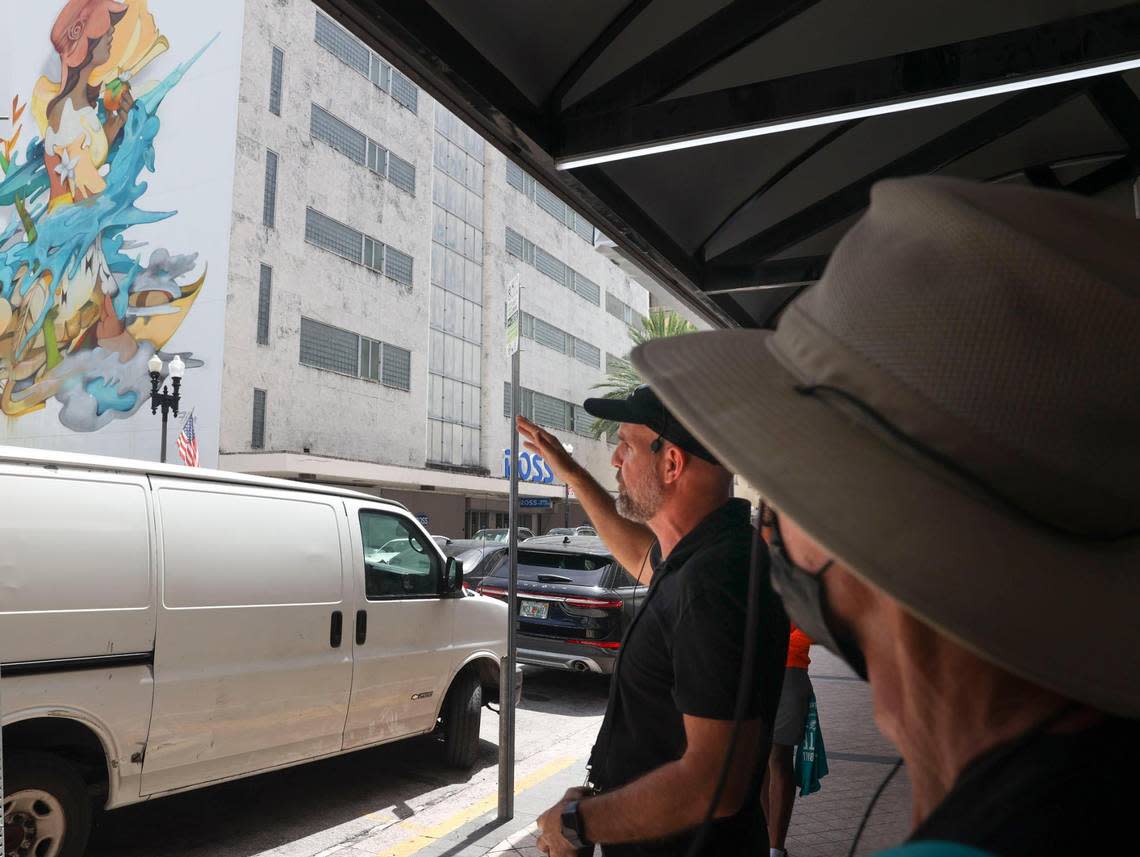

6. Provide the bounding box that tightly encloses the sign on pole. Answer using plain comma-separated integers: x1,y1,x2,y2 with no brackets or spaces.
499,275,521,821
505,273,521,356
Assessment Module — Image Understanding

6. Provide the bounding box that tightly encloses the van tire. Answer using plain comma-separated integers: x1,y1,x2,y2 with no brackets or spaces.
3,751,93,857
441,671,482,769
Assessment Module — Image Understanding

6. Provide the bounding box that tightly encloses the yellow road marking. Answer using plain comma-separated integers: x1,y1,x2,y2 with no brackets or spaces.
375,755,578,857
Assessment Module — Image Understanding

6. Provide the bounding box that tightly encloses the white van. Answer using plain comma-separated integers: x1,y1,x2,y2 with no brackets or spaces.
0,447,514,857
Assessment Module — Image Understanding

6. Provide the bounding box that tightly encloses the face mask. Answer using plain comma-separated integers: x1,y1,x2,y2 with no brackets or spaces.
769,541,868,680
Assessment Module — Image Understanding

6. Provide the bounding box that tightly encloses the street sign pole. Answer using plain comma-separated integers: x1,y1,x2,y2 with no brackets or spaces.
499,275,521,821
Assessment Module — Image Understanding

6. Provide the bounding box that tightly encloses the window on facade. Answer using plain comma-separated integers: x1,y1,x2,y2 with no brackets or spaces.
300,317,360,376
305,208,413,284
360,511,439,599
312,105,416,195
300,317,412,390
262,150,278,228
305,208,362,262
606,292,643,326
315,11,419,114
429,105,484,468
311,104,367,164
269,47,284,116
505,159,595,243
252,389,267,449
505,227,601,306
257,264,272,345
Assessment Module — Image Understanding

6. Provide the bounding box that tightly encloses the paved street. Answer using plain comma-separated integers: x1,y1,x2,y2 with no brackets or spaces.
87,651,912,857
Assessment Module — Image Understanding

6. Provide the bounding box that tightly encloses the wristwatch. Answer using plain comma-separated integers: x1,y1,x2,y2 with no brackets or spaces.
561,799,593,849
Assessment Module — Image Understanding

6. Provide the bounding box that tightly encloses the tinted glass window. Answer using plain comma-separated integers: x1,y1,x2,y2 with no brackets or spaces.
487,550,611,586
360,511,440,598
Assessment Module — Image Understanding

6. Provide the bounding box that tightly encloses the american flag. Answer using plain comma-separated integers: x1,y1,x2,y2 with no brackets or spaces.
176,412,200,467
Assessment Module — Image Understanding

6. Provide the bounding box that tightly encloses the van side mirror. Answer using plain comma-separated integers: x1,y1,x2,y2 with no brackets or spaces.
445,557,464,594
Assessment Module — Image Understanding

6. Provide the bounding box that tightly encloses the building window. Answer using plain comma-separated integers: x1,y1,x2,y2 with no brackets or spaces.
269,46,284,116
573,405,594,437
262,150,278,228
305,208,361,263
504,226,601,306
428,105,484,469
315,11,418,114
504,383,585,436
311,104,367,164
256,264,272,345
606,292,644,326
385,246,414,286
509,311,603,367
310,104,416,194
300,317,359,376
573,338,601,368
300,317,411,390
390,68,419,113
606,352,627,374
382,342,412,391
252,389,267,449
315,10,370,77
506,160,595,243
304,208,413,284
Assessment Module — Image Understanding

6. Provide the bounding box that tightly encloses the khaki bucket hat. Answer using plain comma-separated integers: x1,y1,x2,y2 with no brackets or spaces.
633,176,1140,717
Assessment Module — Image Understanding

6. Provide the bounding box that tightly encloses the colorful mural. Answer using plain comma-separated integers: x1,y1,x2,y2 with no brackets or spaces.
0,0,215,432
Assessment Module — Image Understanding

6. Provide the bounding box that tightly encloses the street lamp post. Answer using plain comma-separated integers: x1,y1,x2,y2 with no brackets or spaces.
563,443,574,528
148,353,185,463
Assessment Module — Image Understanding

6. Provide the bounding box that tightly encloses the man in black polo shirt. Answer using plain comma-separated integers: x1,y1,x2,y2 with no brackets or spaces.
518,386,788,857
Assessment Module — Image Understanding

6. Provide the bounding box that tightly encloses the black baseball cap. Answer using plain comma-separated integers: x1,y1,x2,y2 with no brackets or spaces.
583,385,720,465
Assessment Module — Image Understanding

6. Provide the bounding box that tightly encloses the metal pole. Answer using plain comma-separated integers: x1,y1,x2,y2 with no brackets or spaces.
498,345,521,820
1,662,5,856
564,482,570,528
159,407,169,464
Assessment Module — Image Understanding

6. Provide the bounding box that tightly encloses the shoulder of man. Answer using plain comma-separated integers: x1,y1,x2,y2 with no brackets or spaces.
672,520,759,599
872,844,998,857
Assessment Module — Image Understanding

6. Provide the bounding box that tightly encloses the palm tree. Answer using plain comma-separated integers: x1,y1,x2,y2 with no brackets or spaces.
590,307,696,439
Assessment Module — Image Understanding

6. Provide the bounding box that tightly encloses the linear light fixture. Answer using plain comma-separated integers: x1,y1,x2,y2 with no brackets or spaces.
556,57,1140,170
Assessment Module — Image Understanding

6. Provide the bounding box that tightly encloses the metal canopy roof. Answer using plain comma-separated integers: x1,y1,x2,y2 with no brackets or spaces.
315,0,1140,328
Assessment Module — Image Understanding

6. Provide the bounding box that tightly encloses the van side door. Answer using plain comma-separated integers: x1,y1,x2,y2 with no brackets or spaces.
342,503,457,749
140,480,353,795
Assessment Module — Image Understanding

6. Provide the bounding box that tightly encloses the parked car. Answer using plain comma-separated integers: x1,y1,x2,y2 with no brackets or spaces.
542,526,597,537
432,535,453,547
472,527,535,543
442,539,509,591
0,447,518,857
477,537,648,674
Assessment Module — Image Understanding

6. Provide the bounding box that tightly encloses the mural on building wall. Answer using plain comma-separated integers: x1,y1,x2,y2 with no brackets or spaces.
0,0,215,431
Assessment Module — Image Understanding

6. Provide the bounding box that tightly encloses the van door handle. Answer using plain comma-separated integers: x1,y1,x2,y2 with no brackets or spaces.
330,611,343,648
355,609,367,645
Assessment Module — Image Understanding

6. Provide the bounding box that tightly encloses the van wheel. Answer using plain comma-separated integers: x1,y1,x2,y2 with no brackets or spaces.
3,751,92,857
441,671,482,769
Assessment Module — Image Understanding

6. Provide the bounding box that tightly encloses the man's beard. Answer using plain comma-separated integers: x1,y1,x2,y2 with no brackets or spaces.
615,469,665,523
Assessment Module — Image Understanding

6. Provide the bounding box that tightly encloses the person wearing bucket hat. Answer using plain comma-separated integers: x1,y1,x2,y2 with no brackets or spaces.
631,175,1139,856
521,387,789,857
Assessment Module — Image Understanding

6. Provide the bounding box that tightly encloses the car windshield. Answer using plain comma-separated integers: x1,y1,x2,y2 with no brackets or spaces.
546,528,574,535
487,550,611,586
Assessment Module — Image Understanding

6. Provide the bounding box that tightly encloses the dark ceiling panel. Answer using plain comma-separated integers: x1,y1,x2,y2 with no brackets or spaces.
704,93,1012,258
670,0,1134,99
562,0,735,109
597,125,831,256
426,0,626,106
941,96,1124,182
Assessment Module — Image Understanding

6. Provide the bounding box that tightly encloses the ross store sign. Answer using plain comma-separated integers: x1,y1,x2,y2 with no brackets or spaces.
503,449,556,484
519,498,553,509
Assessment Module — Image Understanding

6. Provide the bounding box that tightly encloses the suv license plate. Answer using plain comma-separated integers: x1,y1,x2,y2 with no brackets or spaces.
520,600,548,619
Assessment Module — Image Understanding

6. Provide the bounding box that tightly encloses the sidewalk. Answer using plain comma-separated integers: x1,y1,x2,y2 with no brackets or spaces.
403,648,911,857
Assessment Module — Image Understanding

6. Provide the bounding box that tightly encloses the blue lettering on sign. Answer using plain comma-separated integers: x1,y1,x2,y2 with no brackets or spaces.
502,449,556,484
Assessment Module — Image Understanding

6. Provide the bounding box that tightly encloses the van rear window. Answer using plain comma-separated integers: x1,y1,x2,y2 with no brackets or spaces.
487,550,611,586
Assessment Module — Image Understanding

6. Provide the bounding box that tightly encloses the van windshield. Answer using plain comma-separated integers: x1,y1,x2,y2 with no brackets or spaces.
488,550,611,586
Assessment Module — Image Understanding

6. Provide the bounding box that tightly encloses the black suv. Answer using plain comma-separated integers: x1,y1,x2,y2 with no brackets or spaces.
477,536,648,674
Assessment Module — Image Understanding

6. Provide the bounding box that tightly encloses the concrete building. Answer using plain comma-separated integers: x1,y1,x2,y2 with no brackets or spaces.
216,1,661,537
